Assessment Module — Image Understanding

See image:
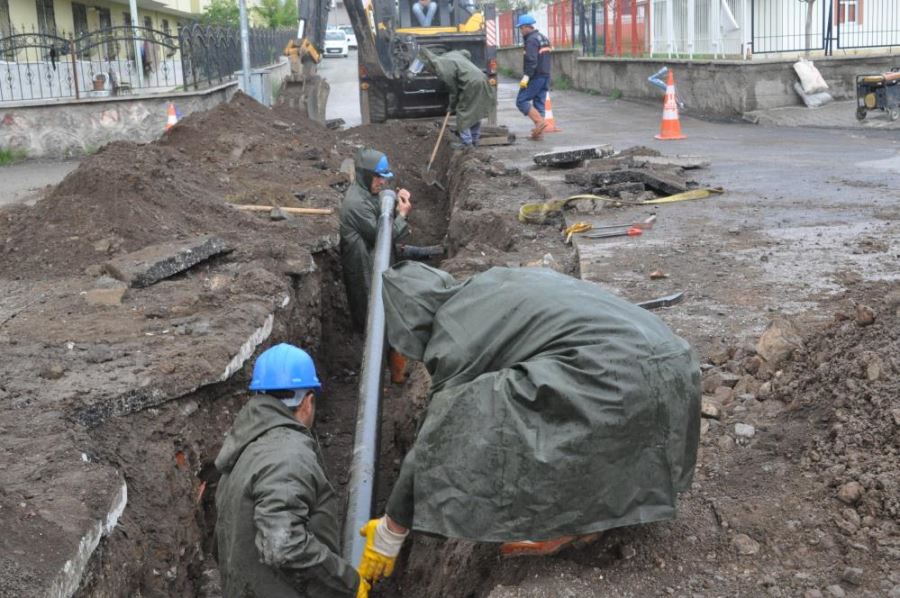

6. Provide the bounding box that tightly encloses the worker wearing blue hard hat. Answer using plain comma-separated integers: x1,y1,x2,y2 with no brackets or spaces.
340,148,413,384
339,148,412,335
515,14,553,140
214,344,370,598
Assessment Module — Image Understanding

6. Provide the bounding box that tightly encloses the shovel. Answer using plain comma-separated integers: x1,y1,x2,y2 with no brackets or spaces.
422,111,451,190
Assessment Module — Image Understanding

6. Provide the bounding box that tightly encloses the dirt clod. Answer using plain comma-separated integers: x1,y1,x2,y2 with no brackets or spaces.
855,304,876,326
837,482,864,505
732,533,761,555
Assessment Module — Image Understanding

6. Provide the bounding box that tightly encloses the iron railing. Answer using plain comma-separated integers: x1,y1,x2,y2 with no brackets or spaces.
0,24,294,103
836,0,900,50
500,0,899,59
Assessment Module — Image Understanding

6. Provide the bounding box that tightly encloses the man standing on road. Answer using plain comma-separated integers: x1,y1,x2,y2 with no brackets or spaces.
515,14,552,140
215,343,368,598
419,48,495,148
340,148,413,382
356,262,700,583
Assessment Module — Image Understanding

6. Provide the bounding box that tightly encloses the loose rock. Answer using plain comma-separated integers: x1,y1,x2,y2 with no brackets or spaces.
841,567,863,586
735,423,756,439
39,364,65,380
756,317,804,367
732,533,760,555
701,397,721,420
855,304,875,326
837,481,864,505
825,585,846,598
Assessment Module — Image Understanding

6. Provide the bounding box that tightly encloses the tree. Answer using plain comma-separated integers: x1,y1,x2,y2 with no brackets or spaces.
251,0,298,29
804,0,817,52
201,0,240,27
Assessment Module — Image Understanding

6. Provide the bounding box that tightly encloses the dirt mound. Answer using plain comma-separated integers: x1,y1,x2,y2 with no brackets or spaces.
0,93,346,280
778,290,900,524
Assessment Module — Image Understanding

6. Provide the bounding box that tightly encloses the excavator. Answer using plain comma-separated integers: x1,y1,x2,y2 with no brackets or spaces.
283,0,498,124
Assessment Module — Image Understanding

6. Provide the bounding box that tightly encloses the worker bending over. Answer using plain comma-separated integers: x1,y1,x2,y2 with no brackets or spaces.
215,344,368,598
419,47,495,148
358,262,700,582
515,14,552,140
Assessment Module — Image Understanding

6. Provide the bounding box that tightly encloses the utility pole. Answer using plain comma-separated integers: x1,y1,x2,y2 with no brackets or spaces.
238,0,253,100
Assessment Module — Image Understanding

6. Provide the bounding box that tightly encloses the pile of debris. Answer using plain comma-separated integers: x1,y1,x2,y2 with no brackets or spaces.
558,146,710,204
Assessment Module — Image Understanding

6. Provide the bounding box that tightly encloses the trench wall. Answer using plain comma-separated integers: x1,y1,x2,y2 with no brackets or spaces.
73,247,338,597
497,47,899,117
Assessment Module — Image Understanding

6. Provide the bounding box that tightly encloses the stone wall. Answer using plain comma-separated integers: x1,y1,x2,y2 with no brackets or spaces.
0,83,238,159
0,57,292,159
497,48,899,117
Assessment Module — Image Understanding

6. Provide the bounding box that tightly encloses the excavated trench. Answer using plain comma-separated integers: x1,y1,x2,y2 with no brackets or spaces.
68,132,573,598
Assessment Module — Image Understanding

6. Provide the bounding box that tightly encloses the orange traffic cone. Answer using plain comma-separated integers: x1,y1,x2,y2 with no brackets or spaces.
655,71,685,140
165,102,178,131
544,92,560,133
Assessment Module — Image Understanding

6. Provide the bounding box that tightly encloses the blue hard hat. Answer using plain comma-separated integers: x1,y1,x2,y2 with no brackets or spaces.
517,14,536,27
249,343,322,393
375,154,394,179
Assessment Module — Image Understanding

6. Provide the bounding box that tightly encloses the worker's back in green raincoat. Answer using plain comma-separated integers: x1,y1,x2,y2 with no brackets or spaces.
214,395,359,597
382,262,700,541
340,149,409,331
421,48,495,131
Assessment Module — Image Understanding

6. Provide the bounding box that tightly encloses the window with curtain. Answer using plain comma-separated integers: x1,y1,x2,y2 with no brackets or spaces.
0,0,11,38
35,0,57,34
72,3,88,35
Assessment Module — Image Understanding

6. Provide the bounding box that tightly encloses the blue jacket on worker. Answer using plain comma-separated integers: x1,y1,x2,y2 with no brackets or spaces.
515,15,552,138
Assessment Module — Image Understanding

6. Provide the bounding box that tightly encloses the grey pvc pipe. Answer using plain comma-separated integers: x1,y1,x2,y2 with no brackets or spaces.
342,189,396,565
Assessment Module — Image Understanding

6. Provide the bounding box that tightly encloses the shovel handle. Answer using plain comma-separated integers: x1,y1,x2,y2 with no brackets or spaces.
428,112,452,170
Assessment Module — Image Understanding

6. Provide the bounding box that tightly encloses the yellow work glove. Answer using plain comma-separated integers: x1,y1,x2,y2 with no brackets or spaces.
356,578,371,598
358,517,408,582
519,75,530,89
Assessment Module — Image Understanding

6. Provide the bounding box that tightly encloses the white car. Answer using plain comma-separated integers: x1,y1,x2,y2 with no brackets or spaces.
339,25,358,49
324,30,349,58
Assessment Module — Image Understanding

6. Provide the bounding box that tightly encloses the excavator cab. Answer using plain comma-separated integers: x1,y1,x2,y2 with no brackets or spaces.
347,0,497,123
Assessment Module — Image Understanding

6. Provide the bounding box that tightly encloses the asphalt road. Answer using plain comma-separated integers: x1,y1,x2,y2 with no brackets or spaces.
317,50,363,126
313,53,899,348
0,159,80,207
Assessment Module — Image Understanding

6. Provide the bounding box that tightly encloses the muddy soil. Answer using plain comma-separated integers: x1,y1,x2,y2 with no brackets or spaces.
381,283,900,598
1,92,562,597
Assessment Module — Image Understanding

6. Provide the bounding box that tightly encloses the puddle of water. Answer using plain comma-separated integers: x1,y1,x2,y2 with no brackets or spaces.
734,222,899,296
857,153,900,173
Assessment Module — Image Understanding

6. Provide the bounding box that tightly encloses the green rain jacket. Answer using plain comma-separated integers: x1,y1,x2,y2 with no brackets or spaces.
421,48,495,131
340,148,410,331
382,262,700,541
214,395,359,598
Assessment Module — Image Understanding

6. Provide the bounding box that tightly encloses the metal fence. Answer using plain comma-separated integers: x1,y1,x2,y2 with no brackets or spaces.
836,0,900,50
0,24,294,103
576,0,651,57
752,0,899,56
499,0,899,59
751,0,827,54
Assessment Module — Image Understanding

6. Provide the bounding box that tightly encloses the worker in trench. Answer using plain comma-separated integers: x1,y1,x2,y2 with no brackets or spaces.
414,47,495,148
214,344,370,598
356,262,701,582
340,148,413,383
515,14,552,140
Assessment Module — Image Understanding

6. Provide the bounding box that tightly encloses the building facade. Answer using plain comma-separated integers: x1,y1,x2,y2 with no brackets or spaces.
0,0,202,38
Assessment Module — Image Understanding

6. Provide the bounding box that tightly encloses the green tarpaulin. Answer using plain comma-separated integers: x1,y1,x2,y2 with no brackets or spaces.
383,262,700,541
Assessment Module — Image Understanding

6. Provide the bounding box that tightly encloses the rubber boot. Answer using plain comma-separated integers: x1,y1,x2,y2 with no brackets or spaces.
388,349,408,385
527,107,547,140
499,532,601,558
